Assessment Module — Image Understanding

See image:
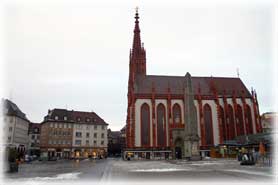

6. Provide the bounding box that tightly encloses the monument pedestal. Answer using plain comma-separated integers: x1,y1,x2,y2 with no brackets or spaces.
184,135,201,160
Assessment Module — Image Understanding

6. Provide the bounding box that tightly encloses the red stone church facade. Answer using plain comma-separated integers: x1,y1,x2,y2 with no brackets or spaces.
125,10,262,159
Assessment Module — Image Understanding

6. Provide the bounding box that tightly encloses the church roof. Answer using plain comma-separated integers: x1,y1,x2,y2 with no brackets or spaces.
135,75,251,97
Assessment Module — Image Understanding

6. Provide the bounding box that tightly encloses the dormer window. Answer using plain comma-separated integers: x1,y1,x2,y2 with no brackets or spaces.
64,116,67,121
55,116,58,120
86,118,90,122
77,117,81,122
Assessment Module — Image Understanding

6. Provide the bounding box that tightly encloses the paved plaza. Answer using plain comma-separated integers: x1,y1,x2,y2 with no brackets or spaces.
3,158,275,184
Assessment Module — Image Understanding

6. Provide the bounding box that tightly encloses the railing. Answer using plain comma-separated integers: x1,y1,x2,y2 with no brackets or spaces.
256,153,272,167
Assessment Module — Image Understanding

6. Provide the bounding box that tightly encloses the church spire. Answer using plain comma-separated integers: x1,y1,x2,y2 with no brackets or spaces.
132,7,142,55
130,7,146,76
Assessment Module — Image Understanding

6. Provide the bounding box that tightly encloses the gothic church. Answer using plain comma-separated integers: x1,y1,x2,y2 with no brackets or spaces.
125,10,262,159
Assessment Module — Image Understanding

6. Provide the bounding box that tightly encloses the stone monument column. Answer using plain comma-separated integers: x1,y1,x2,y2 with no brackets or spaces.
183,72,201,160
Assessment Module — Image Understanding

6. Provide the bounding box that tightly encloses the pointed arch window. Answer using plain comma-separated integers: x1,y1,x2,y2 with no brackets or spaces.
246,105,253,134
236,105,244,136
141,103,150,147
219,106,226,141
227,105,236,139
204,104,213,145
173,103,182,124
157,103,166,147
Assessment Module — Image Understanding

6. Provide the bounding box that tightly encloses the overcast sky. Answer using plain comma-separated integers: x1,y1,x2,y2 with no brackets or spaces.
1,0,276,130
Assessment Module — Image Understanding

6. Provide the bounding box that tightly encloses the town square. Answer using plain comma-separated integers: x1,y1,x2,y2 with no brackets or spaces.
4,158,274,183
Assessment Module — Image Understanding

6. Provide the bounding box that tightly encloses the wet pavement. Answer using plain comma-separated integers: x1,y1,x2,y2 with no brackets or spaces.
3,158,275,184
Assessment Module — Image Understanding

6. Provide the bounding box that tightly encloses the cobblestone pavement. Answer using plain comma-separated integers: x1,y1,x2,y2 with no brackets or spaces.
3,158,275,184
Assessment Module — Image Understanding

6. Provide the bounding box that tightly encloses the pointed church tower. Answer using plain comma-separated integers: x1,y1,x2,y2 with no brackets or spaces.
127,8,146,148
129,7,146,81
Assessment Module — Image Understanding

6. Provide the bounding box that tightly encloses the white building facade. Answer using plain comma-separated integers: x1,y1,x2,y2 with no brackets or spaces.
2,99,30,158
72,122,108,158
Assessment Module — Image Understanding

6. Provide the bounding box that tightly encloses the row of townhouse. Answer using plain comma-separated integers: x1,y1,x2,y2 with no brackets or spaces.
1,99,109,160
40,109,109,159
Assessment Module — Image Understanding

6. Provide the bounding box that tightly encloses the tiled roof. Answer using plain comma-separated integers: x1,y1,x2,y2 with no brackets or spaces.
44,108,108,125
135,75,251,97
2,99,29,121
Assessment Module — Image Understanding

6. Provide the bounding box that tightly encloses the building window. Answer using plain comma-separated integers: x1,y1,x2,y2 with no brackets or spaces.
55,116,58,120
77,124,82,129
86,140,89,145
31,135,35,139
141,103,150,146
94,125,97,130
75,140,81,145
50,123,53,128
55,123,58,128
101,141,104,145
219,106,226,141
68,124,72,129
8,136,11,142
157,103,166,146
204,104,213,145
64,124,67,128
246,105,253,134
59,124,62,128
67,141,71,145
173,103,182,124
9,127,12,132
37,135,40,140
86,125,90,129
64,116,67,121
76,132,82,137
86,133,90,138
48,140,52,145
53,140,56,145
93,140,97,145
102,125,105,130
94,133,97,138
236,105,244,136
227,105,235,139
86,118,90,122
77,117,81,122
101,133,104,138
